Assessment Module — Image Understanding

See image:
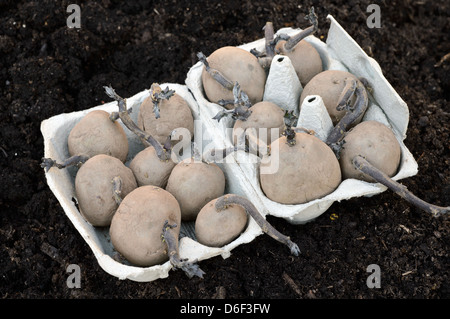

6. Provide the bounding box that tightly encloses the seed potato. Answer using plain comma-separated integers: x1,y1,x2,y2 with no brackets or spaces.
110,186,181,267
137,92,194,145
166,158,226,221
195,197,248,247
232,101,285,148
275,40,323,87
129,146,176,188
260,132,342,204
75,154,137,227
68,110,129,162
201,46,267,108
339,120,401,182
300,70,362,125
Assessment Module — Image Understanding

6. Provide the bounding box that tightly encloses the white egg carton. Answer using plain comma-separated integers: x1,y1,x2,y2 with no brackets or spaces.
41,15,418,282
41,84,264,282
185,15,418,224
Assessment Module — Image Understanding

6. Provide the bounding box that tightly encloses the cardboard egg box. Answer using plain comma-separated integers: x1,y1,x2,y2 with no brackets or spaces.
185,15,418,224
41,83,267,282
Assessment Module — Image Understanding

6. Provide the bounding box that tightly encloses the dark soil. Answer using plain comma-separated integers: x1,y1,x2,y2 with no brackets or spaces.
0,0,449,299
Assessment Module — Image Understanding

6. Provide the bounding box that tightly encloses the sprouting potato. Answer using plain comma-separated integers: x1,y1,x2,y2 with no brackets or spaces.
200,46,267,109
195,194,300,255
336,120,449,216
339,120,401,182
300,70,363,125
138,86,194,146
75,154,137,227
109,185,205,277
165,158,226,221
210,82,285,154
232,101,285,149
129,146,176,188
253,7,322,87
260,132,342,205
109,186,180,267
195,197,248,248
68,110,129,162
275,39,322,87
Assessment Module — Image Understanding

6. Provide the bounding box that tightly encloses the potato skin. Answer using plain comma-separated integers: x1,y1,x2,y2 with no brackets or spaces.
68,110,129,163
137,93,194,145
201,46,267,109
129,146,176,188
195,198,248,247
339,121,401,182
232,101,285,147
166,158,226,221
110,186,181,267
75,154,137,227
275,40,323,87
260,133,341,204
300,70,360,125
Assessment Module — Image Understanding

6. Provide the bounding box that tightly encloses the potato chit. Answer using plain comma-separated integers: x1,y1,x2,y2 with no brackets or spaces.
338,120,449,217
300,70,366,126
198,47,266,109
339,121,401,182
129,146,176,188
252,7,322,86
273,7,322,86
104,85,172,162
138,83,194,146
260,129,342,205
166,158,226,221
67,109,129,162
212,82,285,154
41,154,138,227
232,100,285,151
195,194,300,255
110,186,204,278
195,197,248,247
74,154,137,226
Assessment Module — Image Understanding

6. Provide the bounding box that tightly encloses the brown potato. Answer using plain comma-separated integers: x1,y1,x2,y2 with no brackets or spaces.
339,120,401,182
275,40,323,87
165,158,226,221
300,70,362,125
232,101,285,149
68,110,129,162
75,154,137,227
195,197,248,247
137,92,194,145
129,146,176,188
260,132,341,204
109,186,181,267
201,46,267,108
344,123,449,216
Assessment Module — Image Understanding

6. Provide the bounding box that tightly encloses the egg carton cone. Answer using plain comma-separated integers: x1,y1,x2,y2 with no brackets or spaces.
185,15,418,224
41,83,265,282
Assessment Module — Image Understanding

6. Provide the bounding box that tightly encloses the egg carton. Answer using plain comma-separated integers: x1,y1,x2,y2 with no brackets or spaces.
185,15,418,224
41,83,264,282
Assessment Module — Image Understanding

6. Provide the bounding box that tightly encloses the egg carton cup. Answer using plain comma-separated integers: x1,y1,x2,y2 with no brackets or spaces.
41,83,265,282
185,15,418,224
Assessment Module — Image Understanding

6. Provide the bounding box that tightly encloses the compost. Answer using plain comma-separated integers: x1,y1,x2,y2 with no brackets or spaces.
0,0,448,299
